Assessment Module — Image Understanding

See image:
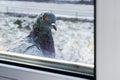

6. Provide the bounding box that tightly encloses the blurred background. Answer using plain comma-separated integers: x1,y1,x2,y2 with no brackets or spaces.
0,0,94,65
2,0,94,4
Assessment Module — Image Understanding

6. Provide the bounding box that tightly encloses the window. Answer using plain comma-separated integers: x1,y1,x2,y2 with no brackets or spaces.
0,0,95,80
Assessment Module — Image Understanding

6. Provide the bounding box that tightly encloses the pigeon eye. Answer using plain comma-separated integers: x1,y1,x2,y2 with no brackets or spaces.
44,16,49,21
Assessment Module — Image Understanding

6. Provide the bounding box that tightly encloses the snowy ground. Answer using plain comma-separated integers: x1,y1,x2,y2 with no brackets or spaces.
0,13,94,65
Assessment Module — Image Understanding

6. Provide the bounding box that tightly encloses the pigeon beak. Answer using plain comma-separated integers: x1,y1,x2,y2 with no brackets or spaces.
51,23,57,31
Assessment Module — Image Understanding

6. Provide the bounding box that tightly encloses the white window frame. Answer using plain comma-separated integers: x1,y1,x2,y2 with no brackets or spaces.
0,51,94,80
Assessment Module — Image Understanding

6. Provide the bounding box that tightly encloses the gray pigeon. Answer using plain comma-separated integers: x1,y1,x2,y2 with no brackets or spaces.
8,12,57,58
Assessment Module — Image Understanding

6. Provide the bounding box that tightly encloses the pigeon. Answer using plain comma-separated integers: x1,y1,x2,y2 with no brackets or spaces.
7,12,57,58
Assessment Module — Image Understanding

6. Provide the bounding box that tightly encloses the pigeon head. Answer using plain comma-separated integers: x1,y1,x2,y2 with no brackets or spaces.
36,12,57,31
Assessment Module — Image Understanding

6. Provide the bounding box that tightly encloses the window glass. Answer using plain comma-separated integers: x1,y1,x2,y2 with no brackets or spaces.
0,0,94,78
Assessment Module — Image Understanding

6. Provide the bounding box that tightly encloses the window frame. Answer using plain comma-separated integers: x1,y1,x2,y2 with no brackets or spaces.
0,51,94,79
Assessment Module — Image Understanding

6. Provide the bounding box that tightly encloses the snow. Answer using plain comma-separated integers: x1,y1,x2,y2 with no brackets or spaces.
0,13,94,65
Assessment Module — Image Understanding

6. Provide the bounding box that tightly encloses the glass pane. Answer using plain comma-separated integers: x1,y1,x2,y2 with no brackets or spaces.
0,0,94,78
